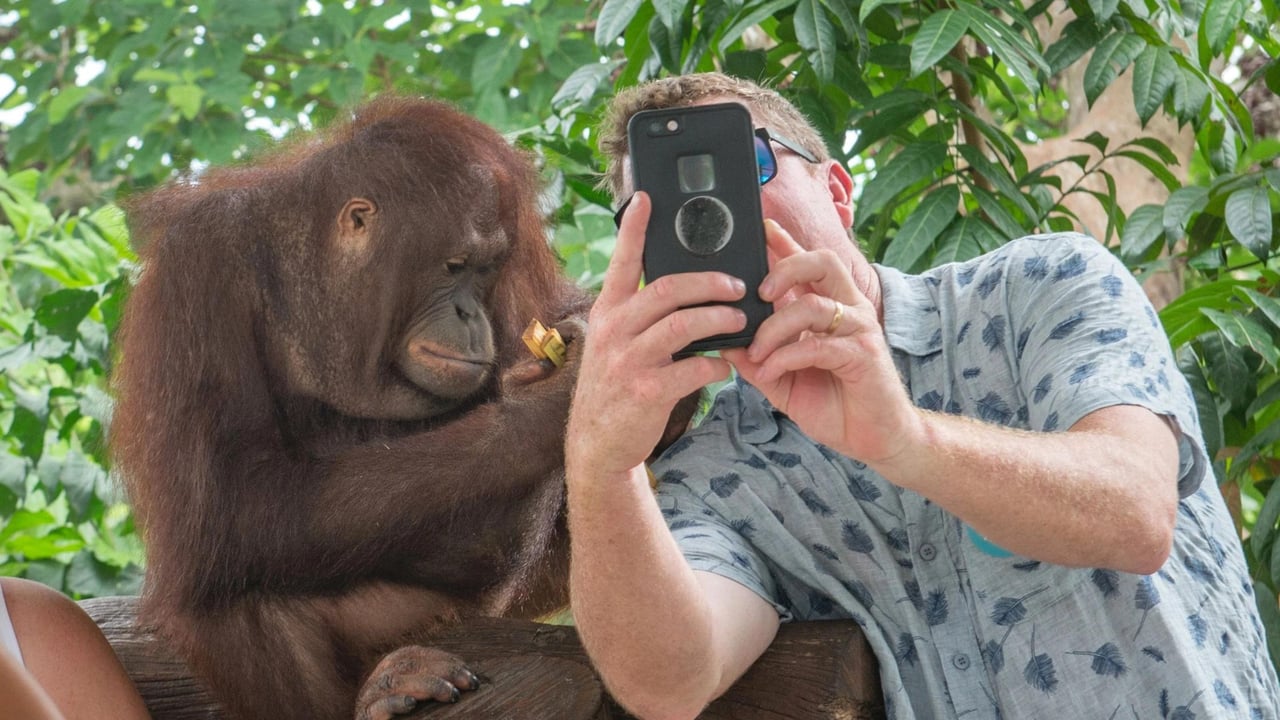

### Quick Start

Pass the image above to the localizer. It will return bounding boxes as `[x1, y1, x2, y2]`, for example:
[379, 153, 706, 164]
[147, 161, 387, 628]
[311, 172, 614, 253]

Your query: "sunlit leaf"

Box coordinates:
[595, 0, 644, 45]
[1201, 308, 1280, 367]
[1131, 45, 1178, 126]
[909, 10, 968, 78]
[1202, 0, 1247, 54]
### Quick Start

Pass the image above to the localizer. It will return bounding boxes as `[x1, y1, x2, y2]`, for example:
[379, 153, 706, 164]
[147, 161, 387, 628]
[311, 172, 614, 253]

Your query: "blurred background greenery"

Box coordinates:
[0, 0, 1278, 671]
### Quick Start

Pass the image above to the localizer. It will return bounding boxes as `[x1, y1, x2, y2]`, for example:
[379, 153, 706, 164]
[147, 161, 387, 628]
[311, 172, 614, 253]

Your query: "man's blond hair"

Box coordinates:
[597, 72, 829, 200]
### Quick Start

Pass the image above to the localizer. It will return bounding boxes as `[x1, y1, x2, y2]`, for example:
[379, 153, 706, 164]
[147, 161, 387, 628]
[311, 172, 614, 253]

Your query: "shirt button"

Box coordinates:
[952, 653, 970, 670]
[918, 543, 937, 561]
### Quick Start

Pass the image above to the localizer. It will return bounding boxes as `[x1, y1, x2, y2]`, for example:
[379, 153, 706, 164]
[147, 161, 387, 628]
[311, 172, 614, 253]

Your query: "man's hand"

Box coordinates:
[566, 192, 747, 478]
[723, 220, 922, 470]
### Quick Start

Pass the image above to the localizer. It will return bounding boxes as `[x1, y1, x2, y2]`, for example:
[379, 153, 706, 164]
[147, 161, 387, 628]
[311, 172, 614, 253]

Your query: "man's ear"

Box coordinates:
[336, 197, 378, 258]
[825, 162, 855, 230]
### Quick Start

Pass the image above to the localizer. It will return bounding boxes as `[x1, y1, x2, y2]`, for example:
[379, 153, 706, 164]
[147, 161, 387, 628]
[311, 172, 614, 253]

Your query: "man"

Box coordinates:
[565, 72, 1280, 720]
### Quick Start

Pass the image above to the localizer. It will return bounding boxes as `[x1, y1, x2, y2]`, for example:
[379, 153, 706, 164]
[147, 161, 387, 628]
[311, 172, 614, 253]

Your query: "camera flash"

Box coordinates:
[666, 119, 679, 132]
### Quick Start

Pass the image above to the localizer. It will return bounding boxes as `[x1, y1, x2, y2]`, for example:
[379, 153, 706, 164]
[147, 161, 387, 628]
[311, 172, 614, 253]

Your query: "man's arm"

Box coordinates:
[725, 224, 1182, 575]
[567, 464, 779, 719]
[880, 404, 1179, 574]
[566, 192, 778, 718]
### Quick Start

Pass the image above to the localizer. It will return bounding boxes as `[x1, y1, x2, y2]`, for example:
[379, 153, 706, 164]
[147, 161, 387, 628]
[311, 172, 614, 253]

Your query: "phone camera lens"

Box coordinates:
[649, 120, 662, 134]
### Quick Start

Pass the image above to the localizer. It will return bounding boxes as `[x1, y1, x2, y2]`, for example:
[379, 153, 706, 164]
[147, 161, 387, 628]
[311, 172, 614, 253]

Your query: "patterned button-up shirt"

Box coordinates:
[653, 234, 1280, 719]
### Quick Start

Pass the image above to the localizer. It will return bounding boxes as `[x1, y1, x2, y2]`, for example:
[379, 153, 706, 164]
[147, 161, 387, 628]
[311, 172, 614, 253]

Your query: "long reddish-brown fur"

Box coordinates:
[110, 97, 594, 720]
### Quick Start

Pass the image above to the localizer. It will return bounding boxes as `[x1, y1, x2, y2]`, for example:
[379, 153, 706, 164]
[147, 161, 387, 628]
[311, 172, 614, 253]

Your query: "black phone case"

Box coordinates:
[628, 102, 772, 353]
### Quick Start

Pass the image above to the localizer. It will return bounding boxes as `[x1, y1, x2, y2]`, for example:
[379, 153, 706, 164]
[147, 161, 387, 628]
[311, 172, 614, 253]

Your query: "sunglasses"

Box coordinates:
[613, 127, 819, 229]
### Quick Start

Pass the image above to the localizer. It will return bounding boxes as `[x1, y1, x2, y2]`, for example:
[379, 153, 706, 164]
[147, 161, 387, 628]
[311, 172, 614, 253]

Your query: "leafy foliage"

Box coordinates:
[0, 165, 142, 597]
[0, 0, 1277, 671]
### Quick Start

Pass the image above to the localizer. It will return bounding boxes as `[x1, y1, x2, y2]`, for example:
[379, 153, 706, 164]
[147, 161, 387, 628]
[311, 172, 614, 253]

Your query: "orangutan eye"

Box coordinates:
[445, 257, 468, 275]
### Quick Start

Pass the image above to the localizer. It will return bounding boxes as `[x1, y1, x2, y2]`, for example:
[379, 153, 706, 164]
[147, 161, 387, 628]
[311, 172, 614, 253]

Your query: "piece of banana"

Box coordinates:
[522, 319, 566, 367]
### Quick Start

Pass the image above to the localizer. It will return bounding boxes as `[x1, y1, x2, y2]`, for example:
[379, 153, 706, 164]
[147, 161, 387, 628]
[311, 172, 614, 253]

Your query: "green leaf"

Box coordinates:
[1077, 131, 1110, 154]
[1201, 308, 1280, 367]
[795, 0, 838, 81]
[1238, 287, 1280, 331]
[67, 551, 144, 598]
[1161, 278, 1248, 347]
[1201, 331, 1251, 411]
[37, 451, 104, 521]
[971, 187, 1026, 240]
[595, 0, 644, 45]
[957, 4, 1047, 93]
[1130, 45, 1178, 126]
[35, 288, 100, 341]
[0, 508, 58, 544]
[1252, 476, 1280, 555]
[653, 0, 685, 31]
[882, 185, 960, 270]
[166, 84, 205, 121]
[551, 61, 621, 110]
[1171, 62, 1211, 124]
[1043, 17, 1104, 74]
[848, 91, 932, 155]
[819, 0, 859, 36]
[1224, 185, 1274, 261]
[1113, 150, 1180, 193]
[856, 142, 948, 222]
[1163, 185, 1209, 242]
[932, 215, 983, 264]
[1255, 580, 1280, 662]
[719, 0, 798, 53]
[48, 86, 92, 125]
[1088, 0, 1120, 21]
[1083, 32, 1147, 106]
[0, 454, 27, 497]
[1119, 204, 1165, 260]
[960, 144, 1037, 220]
[1202, 0, 1247, 55]
[860, 0, 910, 22]
[1122, 133, 1190, 166]
[910, 10, 968, 78]
[1177, 348, 1222, 462]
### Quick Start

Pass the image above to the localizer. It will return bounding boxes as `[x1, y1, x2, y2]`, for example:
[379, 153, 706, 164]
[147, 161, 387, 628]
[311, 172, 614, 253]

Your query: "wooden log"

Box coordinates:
[81, 596, 884, 720]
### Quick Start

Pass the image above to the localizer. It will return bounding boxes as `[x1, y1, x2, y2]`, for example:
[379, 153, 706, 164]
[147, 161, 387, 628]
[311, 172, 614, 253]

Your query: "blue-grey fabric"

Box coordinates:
[653, 234, 1280, 720]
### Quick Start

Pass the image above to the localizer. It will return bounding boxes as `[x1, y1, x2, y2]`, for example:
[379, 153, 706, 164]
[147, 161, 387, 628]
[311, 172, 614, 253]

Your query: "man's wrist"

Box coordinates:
[865, 406, 935, 488]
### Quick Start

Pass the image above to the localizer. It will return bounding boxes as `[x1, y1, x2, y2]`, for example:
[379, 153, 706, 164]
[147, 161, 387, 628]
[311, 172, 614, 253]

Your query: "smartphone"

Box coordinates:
[627, 102, 772, 354]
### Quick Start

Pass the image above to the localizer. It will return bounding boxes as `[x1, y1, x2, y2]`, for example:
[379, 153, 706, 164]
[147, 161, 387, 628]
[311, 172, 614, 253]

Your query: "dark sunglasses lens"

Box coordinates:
[755, 136, 776, 185]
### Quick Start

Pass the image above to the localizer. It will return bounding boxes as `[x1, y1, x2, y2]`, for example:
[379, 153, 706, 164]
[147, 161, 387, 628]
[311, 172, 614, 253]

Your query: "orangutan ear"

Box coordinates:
[336, 197, 378, 257]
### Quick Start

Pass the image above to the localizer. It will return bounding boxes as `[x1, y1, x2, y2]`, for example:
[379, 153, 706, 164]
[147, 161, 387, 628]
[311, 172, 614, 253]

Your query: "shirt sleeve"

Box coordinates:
[1007, 235, 1208, 497]
[651, 430, 791, 619]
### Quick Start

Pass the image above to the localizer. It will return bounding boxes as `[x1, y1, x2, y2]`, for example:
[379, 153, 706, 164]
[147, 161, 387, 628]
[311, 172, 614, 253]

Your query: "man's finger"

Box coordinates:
[598, 192, 650, 308]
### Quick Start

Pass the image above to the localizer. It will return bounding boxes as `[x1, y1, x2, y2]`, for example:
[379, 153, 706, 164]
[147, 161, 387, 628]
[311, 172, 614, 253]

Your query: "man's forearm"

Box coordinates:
[873, 404, 1180, 574]
[567, 463, 725, 719]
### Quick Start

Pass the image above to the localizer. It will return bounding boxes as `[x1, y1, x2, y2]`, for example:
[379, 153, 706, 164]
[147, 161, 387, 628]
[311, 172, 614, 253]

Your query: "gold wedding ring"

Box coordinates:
[825, 301, 844, 334]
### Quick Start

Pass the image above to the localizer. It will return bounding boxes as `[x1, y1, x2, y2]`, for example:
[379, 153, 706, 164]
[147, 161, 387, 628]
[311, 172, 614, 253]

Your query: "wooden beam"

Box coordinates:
[81, 596, 883, 720]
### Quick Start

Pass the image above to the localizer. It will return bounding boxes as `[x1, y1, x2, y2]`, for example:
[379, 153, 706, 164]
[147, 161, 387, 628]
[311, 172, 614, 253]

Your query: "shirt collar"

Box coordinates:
[873, 263, 943, 357]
